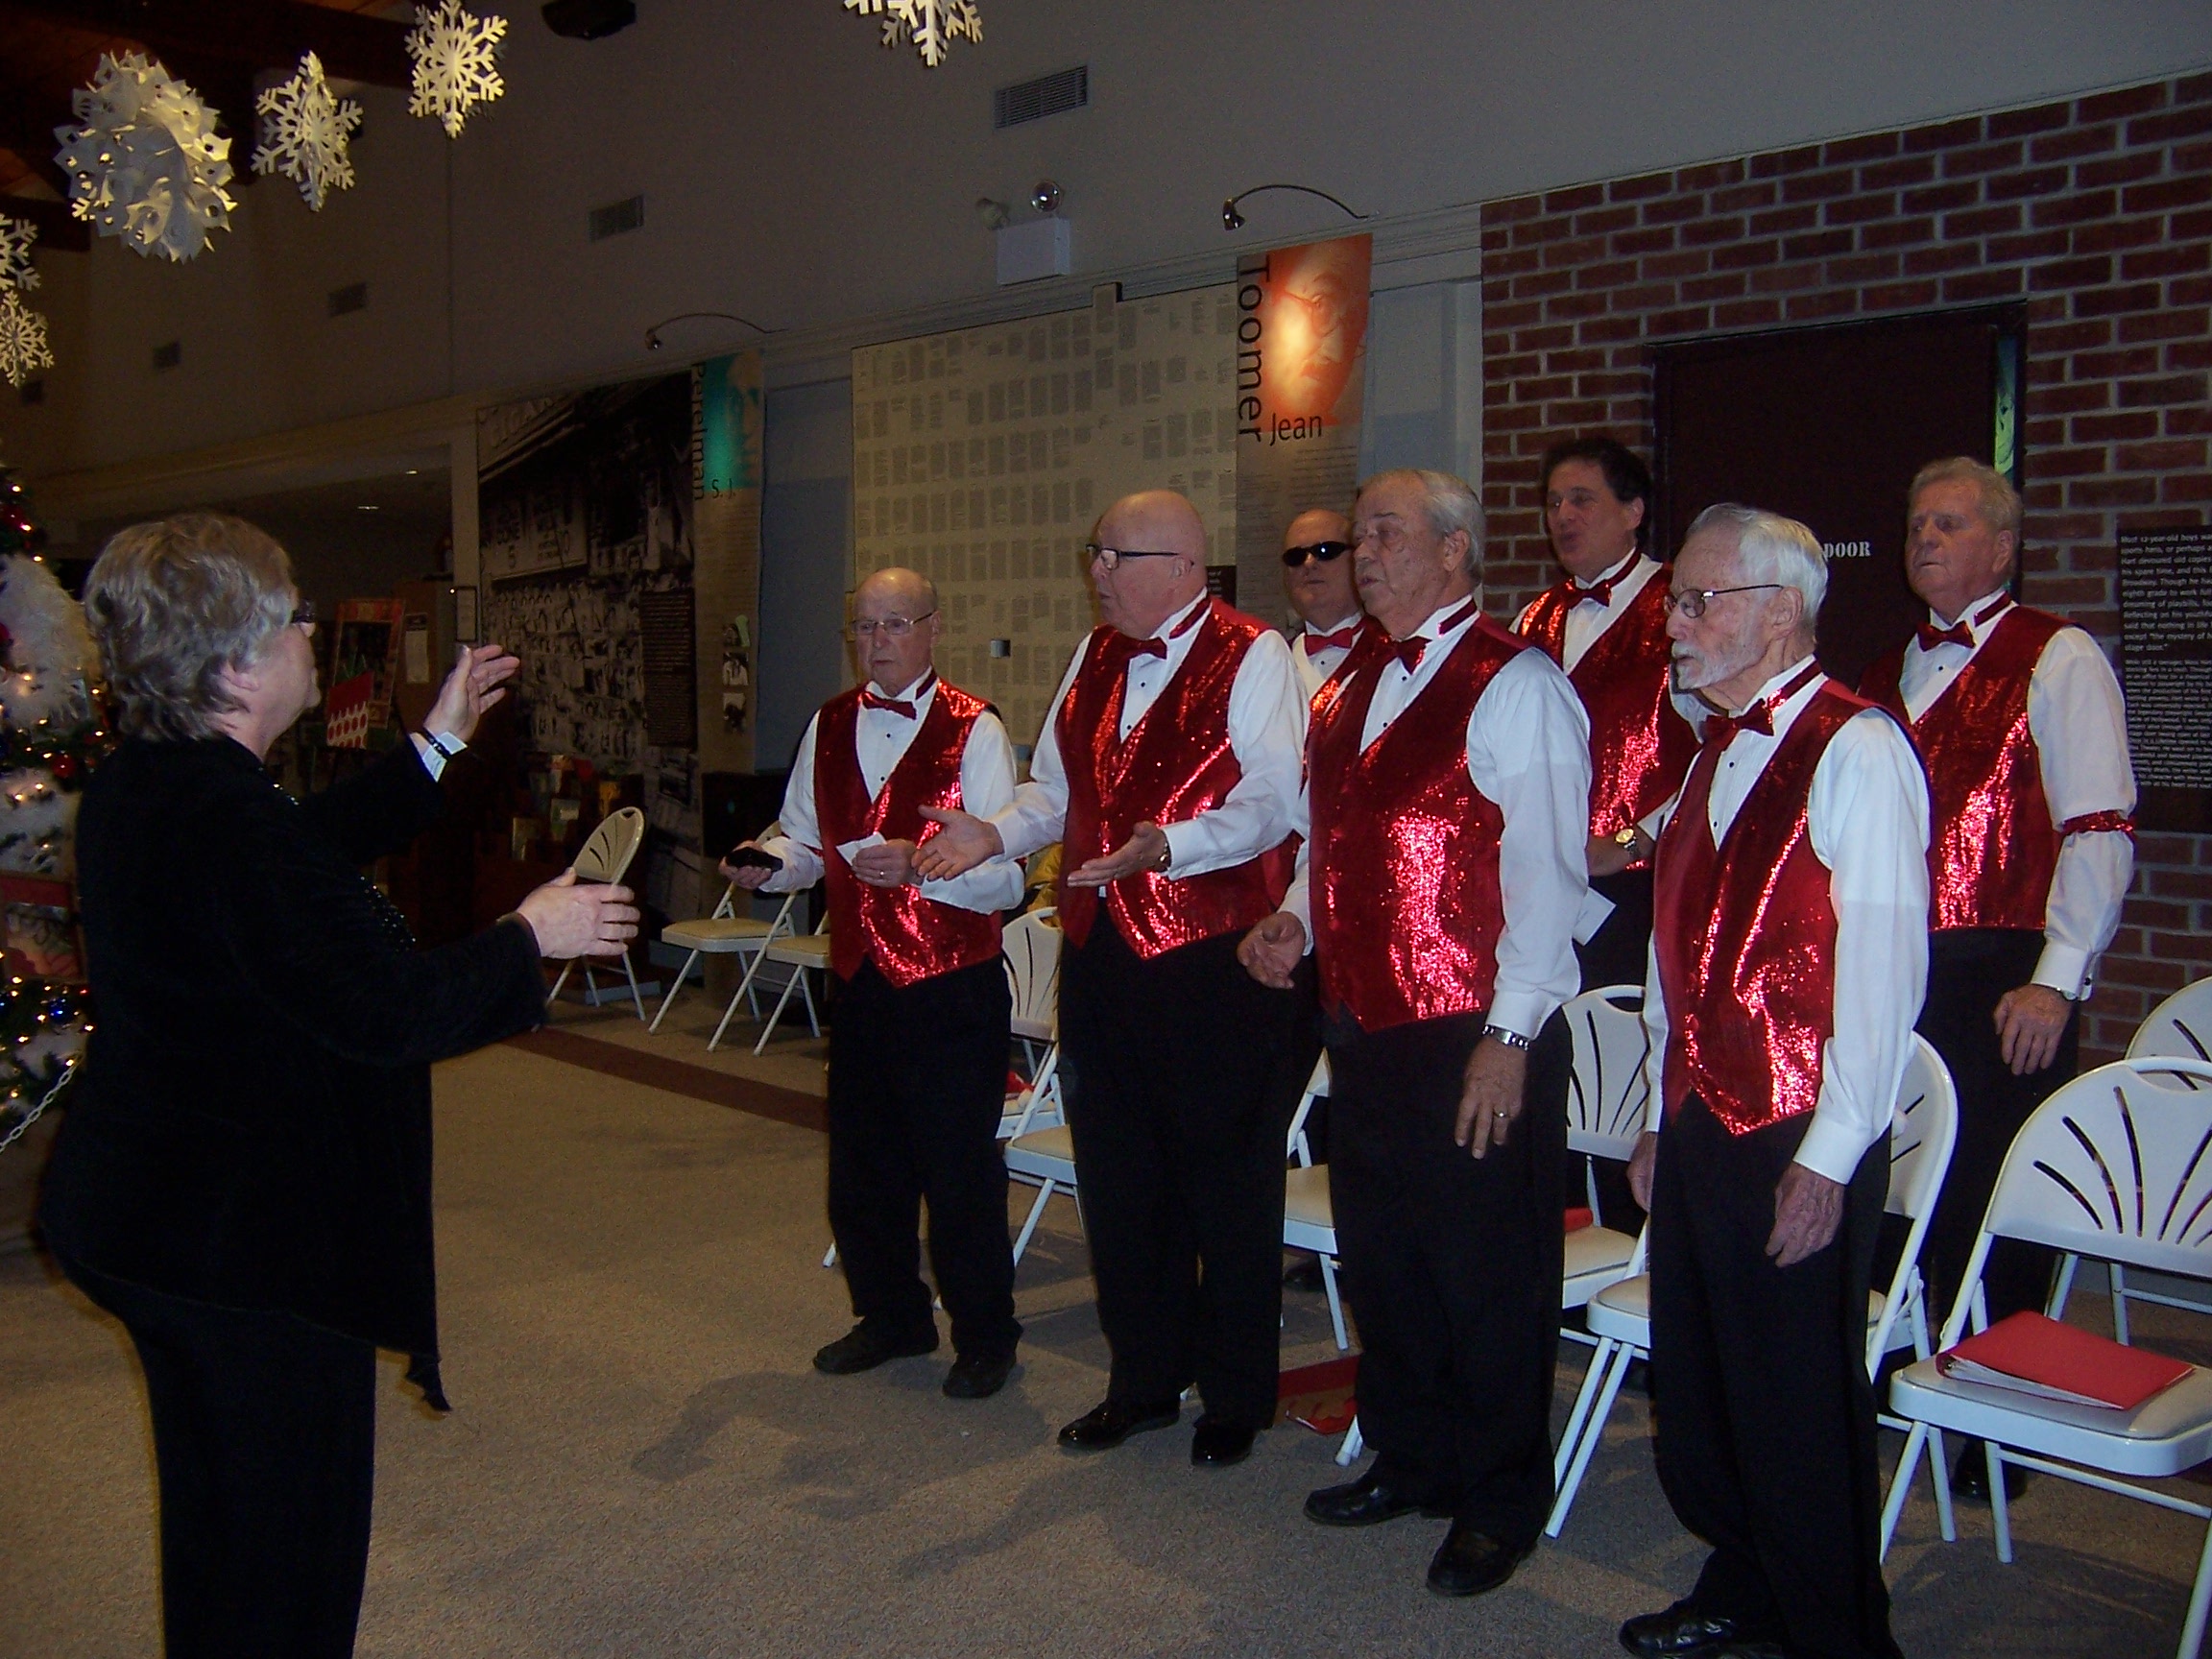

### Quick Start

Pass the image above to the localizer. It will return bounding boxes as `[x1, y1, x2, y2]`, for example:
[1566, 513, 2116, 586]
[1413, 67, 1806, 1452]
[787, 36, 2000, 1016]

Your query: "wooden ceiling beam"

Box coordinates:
[0, 0, 413, 88]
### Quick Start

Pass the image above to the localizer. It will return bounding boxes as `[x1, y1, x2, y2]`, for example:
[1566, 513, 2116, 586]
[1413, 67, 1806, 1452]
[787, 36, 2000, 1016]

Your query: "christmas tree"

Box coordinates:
[0, 469, 105, 1157]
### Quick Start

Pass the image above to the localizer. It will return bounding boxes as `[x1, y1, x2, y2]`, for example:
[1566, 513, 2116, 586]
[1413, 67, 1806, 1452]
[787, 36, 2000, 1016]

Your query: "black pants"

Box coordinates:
[1326, 1008, 1570, 1546]
[826, 955, 1021, 1358]
[60, 1258, 377, 1659]
[1648, 1098, 1900, 1659]
[1058, 918, 1298, 1428]
[1917, 927, 2074, 1330]
[1577, 865, 1654, 995]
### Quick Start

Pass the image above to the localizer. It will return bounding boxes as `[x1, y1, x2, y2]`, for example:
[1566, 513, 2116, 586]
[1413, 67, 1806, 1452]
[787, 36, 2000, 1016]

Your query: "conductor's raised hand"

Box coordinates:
[515, 869, 640, 960]
[912, 806, 1003, 879]
[426, 643, 521, 746]
[1238, 911, 1307, 990]
[1067, 821, 1169, 887]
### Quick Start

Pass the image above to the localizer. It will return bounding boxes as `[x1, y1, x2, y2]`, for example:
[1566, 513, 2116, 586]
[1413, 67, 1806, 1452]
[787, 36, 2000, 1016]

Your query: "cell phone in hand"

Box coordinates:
[725, 844, 783, 873]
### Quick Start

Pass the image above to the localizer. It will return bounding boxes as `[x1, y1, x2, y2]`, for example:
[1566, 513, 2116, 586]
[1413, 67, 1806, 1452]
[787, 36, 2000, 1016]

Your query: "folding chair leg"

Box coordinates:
[1552, 1335, 1619, 1490]
[1928, 1426, 1956, 1543]
[548, 961, 572, 1003]
[1548, 1339, 1635, 1537]
[622, 953, 646, 1021]
[822, 1240, 838, 1269]
[799, 969, 821, 1039]
[2113, 1262, 2133, 1345]
[1880, 1421, 1931, 1561]
[1336, 1416, 1363, 1467]
[1319, 1254, 1349, 1352]
[582, 965, 599, 1004]
[753, 966, 805, 1055]
[648, 949, 703, 1032]
[2049, 1251, 2080, 1321]
[708, 978, 755, 1051]
[1010, 1180, 1055, 1264]
[1988, 1443, 2014, 1563]
[2179, 1512, 2212, 1659]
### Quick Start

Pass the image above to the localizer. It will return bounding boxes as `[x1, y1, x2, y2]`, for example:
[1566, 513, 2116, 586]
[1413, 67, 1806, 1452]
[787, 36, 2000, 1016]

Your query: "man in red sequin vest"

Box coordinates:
[915, 491, 1307, 1470]
[1620, 506, 1927, 1659]
[1515, 437, 1701, 994]
[1241, 469, 1590, 1599]
[1861, 457, 2135, 1502]
[723, 568, 1027, 1402]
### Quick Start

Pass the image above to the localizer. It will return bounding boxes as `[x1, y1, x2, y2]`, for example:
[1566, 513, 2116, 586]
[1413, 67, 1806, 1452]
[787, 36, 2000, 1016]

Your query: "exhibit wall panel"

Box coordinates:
[759, 377, 854, 773]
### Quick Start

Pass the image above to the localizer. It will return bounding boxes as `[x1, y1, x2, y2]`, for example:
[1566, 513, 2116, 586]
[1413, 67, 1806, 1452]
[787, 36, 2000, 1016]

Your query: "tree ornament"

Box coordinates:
[844, 0, 981, 68]
[252, 52, 363, 211]
[0, 217, 37, 292]
[407, 1, 508, 137]
[53, 53, 237, 262]
[0, 292, 53, 390]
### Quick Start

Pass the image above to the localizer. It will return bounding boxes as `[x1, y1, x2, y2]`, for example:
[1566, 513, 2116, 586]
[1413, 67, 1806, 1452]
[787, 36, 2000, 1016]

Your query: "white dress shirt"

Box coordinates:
[992, 592, 1307, 878]
[757, 672, 1024, 914]
[1641, 658, 1932, 1184]
[1282, 593, 1592, 1041]
[1290, 613, 1364, 700]
[1521, 550, 1709, 730]
[1898, 594, 2135, 998]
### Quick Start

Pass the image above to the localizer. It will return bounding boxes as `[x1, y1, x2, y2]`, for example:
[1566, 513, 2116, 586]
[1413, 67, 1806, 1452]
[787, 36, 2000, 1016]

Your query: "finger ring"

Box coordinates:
[1493, 1108, 1508, 1117]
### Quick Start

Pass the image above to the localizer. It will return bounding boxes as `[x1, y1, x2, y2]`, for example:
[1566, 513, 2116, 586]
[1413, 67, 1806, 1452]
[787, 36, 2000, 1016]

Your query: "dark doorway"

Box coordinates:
[1652, 304, 2026, 686]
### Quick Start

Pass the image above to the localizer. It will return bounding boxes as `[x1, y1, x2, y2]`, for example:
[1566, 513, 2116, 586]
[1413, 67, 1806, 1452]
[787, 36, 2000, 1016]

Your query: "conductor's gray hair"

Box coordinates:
[1685, 502, 1829, 627]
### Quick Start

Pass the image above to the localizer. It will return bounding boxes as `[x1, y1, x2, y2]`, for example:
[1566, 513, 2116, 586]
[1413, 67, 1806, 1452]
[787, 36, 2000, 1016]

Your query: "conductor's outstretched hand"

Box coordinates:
[517, 870, 639, 960]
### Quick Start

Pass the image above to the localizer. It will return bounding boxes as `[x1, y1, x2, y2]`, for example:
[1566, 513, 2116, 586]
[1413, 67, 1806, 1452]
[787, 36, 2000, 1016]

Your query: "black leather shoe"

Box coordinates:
[1303, 1468, 1453, 1527]
[1951, 1437, 2031, 1503]
[1427, 1522, 1530, 1597]
[813, 1323, 937, 1375]
[1057, 1397, 1180, 1450]
[1620, 1600, 1743, 1657]
[1190, 1415, 1256, 1466]
[943, 1350, 1016, 1400]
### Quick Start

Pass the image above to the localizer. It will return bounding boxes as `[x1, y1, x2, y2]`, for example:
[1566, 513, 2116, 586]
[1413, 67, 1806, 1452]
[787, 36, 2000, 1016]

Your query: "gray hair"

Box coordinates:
[1686, 502, 1829, 627]
[1356, 468, 1486, 574]
[1911, 456, 2022, 543]
[84, 514, 298, 741]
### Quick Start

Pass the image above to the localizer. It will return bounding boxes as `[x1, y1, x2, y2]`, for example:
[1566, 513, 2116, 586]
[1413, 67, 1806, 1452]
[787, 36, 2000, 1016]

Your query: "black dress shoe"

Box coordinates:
[1057, 1397, 1181, 1450]
[1190, 1415, 1256, 1466]
[1620, 1600, 1744, 1657]
[1426, 1522, 1530, 1597]
[1951, 1437, 2031, 1502]
[813, 1323, 938, 1375]
[943, 1350, 1016, 1399]
[1303, 1468, 1452, 1527]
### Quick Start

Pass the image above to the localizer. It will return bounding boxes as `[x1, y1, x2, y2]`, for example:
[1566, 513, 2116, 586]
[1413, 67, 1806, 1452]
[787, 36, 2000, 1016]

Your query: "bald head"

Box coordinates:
[850, 565, 942, 695]
[1092, 490, 1211, 638]
[855, 565, 937, 615]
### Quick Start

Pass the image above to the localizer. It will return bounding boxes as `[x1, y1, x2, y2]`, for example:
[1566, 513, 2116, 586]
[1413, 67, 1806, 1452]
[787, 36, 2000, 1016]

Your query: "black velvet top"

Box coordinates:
[39, 735, 547, 1364]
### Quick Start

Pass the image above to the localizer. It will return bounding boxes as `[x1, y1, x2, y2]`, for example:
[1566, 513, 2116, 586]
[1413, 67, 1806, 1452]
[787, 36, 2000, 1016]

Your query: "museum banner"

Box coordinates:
[1231, 232, 1371, 617]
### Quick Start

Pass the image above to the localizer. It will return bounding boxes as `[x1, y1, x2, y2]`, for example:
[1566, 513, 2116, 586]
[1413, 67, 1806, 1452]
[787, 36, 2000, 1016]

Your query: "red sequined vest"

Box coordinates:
[1653, 682, 1872, 1134]
[815, 682, 1003, 988]
[1308, 615, 1528, 1032]
[1056, 600, 1281, 959]
[1517, 571, 1697, 854]
[1862, 605, 2075, 933]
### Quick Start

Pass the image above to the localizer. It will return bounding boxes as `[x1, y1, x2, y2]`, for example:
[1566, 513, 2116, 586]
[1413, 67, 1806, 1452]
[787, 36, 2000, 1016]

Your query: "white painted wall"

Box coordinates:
[5, 0, 2206, 482]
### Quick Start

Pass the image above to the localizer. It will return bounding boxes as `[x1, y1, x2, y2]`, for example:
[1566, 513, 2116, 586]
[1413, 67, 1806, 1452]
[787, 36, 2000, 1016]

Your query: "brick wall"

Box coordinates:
[1478, 72, 2212, 1062]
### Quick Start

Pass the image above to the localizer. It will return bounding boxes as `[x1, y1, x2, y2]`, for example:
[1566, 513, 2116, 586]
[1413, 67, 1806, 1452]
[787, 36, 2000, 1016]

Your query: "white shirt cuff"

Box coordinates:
[1793, 1111, 1876, 1186]
[2032, 941, 2093, 1000]
[1485, 990, 1548, 1043]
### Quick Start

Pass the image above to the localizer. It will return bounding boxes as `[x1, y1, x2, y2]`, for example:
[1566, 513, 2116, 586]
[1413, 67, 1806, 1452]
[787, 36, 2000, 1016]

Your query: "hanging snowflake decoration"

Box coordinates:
[0, 293, 53, 390]
[53, 53, 237, 262]
[252, 53, 363, 211]
[844, 0, 982, 68]
[407, 1, 508, 137]
[0, 219, 37, 293]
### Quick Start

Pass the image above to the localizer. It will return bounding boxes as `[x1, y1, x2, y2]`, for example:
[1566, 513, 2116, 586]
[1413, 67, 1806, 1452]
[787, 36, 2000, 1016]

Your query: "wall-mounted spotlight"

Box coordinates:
[643, 310, 773, 351]
[1220, 183, 1367, 232]
[1030, 180, 1063, 215]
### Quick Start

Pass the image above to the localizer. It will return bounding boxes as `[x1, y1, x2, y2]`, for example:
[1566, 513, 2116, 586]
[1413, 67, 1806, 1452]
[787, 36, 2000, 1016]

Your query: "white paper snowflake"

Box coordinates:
[252, 53, 363, 211]
[844, 0, 982, 68]
[407, 1, 507, 137]
[0, 292, 54, 390]
[0, 219, 37, 293]
[52, 53, 237, 262]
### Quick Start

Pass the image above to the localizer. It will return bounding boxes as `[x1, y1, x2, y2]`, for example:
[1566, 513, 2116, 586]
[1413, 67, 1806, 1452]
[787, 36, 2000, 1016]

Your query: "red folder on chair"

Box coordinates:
[1936, 1311, 2191, 1411]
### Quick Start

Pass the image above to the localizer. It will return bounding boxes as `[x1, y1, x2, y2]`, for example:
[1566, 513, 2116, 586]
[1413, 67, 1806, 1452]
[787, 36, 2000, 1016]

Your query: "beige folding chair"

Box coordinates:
[999, 908, 1063, 1138]
[546, 806, 648, 1019]
[744, 914, 833, 1053]
[1284, 1055, 1348, 1352]
[649, 821, 800, 1039]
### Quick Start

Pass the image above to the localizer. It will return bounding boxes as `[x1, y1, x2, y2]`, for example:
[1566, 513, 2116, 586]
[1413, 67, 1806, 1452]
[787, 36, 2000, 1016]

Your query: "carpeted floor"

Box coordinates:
[6, 1006, 2212, 1657]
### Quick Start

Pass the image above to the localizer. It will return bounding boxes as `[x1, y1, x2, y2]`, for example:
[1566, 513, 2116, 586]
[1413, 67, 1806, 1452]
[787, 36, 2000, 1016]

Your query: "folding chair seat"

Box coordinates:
[1559, 986, 1653, 1334]
[547, 806, 649, 1018]
[648, 824, 801, 1039]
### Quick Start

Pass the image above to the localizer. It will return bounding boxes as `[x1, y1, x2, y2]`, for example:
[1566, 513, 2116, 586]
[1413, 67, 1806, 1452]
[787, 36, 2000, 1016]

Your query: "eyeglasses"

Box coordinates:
[1281, 541, 1351, 567]
[289, 599, 317, 633]
[1083, 543, 1180, 572]
[846, 611, 936, 640]
[1662, 584, 1783, 620]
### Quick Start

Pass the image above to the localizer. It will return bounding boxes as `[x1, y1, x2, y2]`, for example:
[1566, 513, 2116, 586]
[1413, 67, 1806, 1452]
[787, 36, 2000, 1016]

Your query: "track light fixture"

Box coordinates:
[642, 311, 772, 351]
[1220, 183, 1367, 232]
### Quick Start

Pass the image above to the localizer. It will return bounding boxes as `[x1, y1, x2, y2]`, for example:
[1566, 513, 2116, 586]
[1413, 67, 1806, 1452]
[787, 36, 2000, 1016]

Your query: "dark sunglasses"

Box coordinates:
[1282, 541, 1352, 567]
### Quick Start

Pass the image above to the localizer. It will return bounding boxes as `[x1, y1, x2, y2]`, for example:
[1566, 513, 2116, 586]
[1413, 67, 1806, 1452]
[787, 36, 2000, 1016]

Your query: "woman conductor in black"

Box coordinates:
[38, 513, 638, 1657]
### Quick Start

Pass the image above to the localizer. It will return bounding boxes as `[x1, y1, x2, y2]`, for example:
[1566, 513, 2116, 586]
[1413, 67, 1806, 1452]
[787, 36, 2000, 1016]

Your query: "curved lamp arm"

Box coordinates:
[1221, 184, 1368, 232]
[644, 311, 774, 351]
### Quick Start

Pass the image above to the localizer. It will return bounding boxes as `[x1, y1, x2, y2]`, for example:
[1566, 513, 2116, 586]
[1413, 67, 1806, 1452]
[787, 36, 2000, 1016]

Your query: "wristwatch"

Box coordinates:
[1483, 1024, 1533, 1050]
[1614, 826, 1641, 850]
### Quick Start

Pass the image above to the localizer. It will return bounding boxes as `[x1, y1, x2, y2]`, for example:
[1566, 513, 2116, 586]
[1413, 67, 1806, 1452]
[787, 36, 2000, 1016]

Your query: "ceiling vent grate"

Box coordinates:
[328, 280, 368, 317]
[152, 341, 180, 371]
[995, 65, 1087, 130]
[589, 194, 645, 241]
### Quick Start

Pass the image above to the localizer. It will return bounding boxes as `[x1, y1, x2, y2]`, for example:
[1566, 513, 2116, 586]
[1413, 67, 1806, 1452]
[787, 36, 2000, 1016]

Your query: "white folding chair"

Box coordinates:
[1003, 1055, 1076, 1267]
[1560, 986, 1653, 1343]
[546, 807, 648, 1019]
[1883, 1058, 2212, 1659]
[744, 914, 832, 1053]
[1548, 1034, 1959, 1539]
[649, 821, 801, 1037]
[1000, 908, 1064, 1138]
[2052, 976, 2212, 1342]
[1284, 1055, 1349, 1353]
